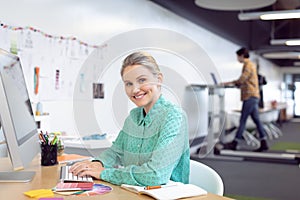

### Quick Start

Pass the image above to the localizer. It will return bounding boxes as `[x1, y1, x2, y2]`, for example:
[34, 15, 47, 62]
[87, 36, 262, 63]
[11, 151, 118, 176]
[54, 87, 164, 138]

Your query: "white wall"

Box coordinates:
[0, 0, 283, 141]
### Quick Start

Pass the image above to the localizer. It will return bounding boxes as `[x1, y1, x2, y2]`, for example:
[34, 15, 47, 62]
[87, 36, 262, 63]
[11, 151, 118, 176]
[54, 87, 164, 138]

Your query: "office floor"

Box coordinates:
[192, 121, 300, 200]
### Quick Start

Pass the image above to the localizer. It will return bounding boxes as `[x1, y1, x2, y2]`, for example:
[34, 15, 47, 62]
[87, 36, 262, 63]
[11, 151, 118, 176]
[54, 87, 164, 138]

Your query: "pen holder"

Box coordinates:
[41, 143, 58, 166]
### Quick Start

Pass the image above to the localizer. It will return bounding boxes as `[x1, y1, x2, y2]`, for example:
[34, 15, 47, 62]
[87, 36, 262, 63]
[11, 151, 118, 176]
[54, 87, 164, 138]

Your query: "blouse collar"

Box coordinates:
[136, 95, 164, 127]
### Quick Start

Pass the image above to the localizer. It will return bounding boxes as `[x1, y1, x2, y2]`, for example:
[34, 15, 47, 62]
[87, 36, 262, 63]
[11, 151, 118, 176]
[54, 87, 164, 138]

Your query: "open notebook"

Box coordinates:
[121, 181, 207, 200]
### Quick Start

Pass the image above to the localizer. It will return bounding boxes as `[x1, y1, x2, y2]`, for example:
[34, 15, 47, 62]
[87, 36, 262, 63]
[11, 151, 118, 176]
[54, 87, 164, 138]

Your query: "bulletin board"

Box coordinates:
[0, 23, 108, 101]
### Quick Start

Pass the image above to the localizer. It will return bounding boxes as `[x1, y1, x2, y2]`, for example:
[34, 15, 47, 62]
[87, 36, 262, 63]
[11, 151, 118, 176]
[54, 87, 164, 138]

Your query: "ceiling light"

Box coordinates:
[270, 39, 300, 46]
[262, 52, 300, 59]
[194, 0, 276, 11]
[238, 9, 300, 20]
[286, 40, 300, 46]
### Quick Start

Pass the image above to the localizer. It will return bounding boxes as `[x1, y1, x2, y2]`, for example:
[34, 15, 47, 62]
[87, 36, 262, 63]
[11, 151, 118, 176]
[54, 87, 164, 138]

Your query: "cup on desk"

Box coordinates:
[40, 143, 58, 166]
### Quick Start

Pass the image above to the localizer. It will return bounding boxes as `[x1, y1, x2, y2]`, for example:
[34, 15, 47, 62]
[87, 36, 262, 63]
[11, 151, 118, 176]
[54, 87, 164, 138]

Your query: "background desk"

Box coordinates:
[63, 138, 111, 157]
[0, 156, 233, 200]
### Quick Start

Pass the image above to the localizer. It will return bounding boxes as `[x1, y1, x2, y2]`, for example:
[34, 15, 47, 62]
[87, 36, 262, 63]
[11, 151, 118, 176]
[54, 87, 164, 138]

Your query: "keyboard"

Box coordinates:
[60, 165, 93, 182]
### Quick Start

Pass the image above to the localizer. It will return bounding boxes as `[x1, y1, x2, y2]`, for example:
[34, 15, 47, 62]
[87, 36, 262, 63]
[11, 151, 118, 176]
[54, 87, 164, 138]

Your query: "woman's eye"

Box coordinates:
[138, 78, 146, 84]
[125, 82, 132, 87]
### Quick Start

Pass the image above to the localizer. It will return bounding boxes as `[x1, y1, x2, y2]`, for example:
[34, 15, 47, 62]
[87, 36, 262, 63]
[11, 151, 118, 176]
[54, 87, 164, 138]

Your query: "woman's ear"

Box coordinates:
[157, 73, 163, 84]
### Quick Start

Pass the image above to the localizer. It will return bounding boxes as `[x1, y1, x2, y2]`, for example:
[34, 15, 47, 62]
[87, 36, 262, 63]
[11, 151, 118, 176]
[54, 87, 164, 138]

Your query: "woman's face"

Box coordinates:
[122, 64, 162, 113]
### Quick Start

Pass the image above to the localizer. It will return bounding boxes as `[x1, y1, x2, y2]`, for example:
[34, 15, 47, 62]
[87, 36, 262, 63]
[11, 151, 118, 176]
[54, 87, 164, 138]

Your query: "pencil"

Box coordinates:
[144, 184, 176, 190]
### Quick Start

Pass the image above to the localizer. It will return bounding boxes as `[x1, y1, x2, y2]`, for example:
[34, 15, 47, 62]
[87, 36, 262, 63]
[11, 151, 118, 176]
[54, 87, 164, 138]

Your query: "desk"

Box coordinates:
[63, 139, 111, 157]
[189, 84, 226, 158]
[0, 156, 233, 200]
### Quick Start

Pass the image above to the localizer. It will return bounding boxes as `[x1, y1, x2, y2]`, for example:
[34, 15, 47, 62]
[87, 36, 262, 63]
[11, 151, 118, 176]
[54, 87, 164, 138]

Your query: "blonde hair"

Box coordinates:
[121, 51, 160, 76]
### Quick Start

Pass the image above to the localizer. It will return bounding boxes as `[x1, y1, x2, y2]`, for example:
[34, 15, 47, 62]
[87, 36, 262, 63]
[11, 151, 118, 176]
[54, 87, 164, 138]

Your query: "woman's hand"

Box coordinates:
[69, 160, 104, 179]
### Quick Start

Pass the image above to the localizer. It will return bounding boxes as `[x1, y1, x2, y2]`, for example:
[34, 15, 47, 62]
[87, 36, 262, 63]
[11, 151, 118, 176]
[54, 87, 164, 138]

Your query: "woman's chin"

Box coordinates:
[133, 101, 145, 108]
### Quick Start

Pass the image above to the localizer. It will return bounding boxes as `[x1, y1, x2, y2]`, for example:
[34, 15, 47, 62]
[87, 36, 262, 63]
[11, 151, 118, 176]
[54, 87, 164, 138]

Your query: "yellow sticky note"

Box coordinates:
[24, 189, 54, 198]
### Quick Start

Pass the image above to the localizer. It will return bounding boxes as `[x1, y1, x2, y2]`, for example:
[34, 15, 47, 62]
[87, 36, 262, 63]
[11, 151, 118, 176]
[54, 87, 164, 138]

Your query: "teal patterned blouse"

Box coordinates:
[96, 95, 190, 186]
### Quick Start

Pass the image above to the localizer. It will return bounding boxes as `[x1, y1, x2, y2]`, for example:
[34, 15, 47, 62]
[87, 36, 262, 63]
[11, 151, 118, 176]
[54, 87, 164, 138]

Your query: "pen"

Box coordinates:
[51, 135, 58, 145]
[39, 133, 46, 144]
[144, 184, 176, 190]
[43, 132, 49, 144]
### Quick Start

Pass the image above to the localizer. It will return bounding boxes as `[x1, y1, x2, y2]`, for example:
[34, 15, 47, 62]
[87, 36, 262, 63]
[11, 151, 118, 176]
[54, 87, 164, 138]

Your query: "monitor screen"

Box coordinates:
[0, 48, 39, 182]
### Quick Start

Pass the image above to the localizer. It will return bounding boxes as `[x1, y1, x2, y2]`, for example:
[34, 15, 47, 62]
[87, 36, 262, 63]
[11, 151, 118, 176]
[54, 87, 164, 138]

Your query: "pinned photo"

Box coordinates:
[93, 83, 104, 99]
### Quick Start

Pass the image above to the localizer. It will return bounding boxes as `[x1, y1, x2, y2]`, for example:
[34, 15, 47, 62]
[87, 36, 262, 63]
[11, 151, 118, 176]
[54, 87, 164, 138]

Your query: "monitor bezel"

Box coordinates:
[0, 48, 39, 181]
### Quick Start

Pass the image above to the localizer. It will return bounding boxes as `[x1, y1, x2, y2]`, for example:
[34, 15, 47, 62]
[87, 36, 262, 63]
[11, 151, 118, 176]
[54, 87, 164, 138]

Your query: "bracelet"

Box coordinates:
[91, 159, 104, 167]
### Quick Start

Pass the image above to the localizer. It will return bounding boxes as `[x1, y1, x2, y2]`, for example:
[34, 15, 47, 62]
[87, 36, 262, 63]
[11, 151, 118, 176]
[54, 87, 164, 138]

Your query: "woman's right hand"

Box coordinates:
[69, 160, 104, 179]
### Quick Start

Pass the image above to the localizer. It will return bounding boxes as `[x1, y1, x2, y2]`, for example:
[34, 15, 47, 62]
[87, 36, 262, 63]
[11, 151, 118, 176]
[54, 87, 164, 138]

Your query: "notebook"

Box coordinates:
[121, 181, 207, 200]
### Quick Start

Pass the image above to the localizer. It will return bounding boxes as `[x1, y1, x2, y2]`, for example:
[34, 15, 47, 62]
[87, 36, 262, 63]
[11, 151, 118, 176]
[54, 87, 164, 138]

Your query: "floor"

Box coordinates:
[192, 121, 300, 200]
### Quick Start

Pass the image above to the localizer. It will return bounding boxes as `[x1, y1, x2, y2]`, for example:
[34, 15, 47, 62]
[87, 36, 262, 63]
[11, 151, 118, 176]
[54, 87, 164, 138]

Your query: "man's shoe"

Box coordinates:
[223, 140, 238, 150]
[253, 139, 269, 152]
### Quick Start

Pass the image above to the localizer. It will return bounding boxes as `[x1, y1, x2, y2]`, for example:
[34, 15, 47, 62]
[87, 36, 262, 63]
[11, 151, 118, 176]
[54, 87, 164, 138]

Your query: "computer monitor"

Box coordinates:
[0, 48, 39, 182]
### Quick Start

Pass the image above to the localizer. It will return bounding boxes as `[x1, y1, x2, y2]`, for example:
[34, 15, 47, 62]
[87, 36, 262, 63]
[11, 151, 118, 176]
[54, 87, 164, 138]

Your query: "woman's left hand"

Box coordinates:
[69, 160, 104, 179]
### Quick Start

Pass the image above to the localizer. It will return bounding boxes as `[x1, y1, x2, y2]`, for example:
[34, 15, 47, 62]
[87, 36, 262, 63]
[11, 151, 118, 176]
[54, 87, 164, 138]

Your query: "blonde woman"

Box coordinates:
[70, 51, 190, 186]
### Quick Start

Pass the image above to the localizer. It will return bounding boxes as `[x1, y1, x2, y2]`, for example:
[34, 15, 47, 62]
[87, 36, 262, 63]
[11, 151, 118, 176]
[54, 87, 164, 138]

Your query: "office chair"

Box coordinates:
[189, 159, 224, 196]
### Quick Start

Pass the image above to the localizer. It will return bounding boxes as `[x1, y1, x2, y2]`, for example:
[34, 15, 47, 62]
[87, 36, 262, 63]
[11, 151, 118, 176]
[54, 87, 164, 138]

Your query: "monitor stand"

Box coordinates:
[0, 171, 36, 182]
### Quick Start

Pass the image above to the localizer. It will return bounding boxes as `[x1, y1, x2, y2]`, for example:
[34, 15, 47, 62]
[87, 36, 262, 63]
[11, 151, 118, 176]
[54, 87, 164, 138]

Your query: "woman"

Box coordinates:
[70, 51, 190, 186]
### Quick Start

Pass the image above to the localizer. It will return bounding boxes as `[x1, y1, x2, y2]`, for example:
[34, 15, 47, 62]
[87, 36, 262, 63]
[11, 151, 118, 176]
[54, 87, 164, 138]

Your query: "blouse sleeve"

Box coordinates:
[95, 131, 124, 168]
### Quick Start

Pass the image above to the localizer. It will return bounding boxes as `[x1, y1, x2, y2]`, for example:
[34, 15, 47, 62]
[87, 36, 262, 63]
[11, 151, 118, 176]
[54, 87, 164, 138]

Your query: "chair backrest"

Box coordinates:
[189, 160, 224, 196]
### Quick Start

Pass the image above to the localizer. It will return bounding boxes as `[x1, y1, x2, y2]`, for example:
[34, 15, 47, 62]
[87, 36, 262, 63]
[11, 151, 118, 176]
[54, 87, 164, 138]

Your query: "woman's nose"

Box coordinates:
[132, 84, 140, 93]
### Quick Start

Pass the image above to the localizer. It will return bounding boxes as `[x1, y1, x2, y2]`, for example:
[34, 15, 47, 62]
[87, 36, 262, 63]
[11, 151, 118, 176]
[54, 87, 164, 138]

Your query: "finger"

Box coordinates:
[70, 165, 87, 175]
[69, 162, 83, 171]
[69, 164, 82, 173]
[77, 168, 93, 177]
[78, 170, 99, 179]
[69, 161, 89, 172]
[77, 170, 89, 177]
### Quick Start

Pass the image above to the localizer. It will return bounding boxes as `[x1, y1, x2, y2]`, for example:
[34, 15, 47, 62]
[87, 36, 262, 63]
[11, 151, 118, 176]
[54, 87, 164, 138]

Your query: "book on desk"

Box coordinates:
[121, 181, 207, 200]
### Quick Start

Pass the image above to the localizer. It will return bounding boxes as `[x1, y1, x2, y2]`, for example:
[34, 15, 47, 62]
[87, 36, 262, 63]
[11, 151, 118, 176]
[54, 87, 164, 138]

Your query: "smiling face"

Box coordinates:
[122, 64, 163, 114]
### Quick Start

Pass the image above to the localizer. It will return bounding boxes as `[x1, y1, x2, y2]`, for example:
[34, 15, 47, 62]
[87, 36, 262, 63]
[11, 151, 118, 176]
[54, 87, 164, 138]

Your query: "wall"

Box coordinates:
[0, 0, 283, 145]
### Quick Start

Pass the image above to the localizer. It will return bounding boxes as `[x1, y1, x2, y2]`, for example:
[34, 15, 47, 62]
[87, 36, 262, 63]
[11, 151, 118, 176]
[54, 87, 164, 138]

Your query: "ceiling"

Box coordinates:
[150, 0, 300, 67]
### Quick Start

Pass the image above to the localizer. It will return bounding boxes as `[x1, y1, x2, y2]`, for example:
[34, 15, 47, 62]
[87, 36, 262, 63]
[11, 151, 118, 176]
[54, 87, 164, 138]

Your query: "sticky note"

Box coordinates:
[24, 189, 54, 198]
